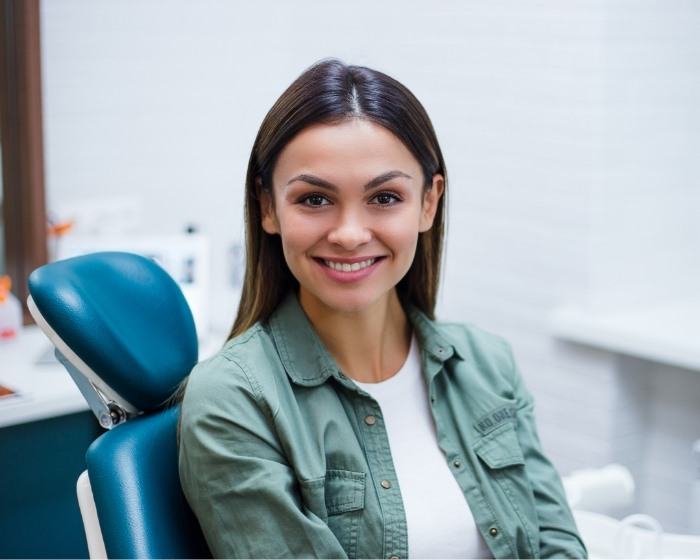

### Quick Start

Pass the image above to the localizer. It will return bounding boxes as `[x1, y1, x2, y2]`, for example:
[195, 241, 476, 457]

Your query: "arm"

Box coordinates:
[505, 344, 588, 559]
[178, 354, 348, 559]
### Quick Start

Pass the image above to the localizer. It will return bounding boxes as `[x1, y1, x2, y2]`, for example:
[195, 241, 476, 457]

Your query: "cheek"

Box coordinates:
[277, 211, 326, 252]
[380, 214, 422, 251]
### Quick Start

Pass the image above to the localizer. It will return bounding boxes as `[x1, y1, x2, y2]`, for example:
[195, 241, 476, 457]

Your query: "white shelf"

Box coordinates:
[549, 299, 700, 372]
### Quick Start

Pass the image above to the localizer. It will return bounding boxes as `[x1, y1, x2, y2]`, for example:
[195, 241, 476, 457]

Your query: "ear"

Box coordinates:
[259, 180, 280, 235]
[419, 174, 444, 232]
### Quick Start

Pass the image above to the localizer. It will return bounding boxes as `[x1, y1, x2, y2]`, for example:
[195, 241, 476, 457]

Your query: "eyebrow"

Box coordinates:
[285, 170, 412, 192]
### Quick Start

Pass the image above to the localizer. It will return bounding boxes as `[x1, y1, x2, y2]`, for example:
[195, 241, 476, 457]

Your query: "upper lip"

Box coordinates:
[314, 256, 385, 264]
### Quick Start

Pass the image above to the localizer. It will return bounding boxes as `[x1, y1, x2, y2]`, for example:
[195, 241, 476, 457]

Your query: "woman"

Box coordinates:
[177, 58, 587, 559]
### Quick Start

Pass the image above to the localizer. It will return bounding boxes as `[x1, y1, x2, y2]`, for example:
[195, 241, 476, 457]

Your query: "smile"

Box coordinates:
[312, 256, 386, 284]
[323, 258, 376, 272]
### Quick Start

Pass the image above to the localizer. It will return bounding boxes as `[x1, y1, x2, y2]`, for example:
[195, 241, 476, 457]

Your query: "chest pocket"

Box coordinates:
[473, 422, 539, 558]
[473, 421, 525, 468]
[300, 469, 366, 558]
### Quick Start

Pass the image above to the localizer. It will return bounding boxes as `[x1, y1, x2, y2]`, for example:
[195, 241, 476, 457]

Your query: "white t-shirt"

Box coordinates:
[353, 333, 493, 560]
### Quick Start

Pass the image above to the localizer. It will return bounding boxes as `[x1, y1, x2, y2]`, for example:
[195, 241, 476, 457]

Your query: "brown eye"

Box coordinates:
[300, 194, 330, 207]
[371, 192, 401, 206]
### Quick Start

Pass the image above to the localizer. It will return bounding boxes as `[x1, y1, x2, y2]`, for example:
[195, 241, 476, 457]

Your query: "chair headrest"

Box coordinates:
[28, 252, 198, 412]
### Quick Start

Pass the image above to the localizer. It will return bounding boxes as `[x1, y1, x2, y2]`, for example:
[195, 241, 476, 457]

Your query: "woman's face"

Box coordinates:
[261, 118, 444, 315]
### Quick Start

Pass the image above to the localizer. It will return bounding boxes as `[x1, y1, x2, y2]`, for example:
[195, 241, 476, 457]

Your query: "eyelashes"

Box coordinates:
[298, 191, 402, 208]
[372, 192, 402, 206]
[299, 193, 329, 207]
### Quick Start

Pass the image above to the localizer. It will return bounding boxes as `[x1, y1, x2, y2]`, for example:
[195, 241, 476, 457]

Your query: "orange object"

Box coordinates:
[0, 384, 16, 397]
[0, 275, 11, 303]
[0, 275, 21, 339]
[48, 220, 75, 237]
[0, 327, 17, 339]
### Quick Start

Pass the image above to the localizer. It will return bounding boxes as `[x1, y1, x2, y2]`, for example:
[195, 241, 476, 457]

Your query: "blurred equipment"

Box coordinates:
[564, 463, 635, 512]
[574, 510, 700, 558]
[54, 231, 211, 339]
[563, 464, 700, 557]
[48, 196, 211, 338]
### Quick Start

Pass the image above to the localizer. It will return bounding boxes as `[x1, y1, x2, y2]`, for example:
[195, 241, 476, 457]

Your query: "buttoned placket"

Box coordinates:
[335, 334, 515, 560]
[337, 372, 409, 560]
[423, 349, 516, 559]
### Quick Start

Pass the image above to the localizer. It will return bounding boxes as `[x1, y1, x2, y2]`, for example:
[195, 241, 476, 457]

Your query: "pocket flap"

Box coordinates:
[324, 469, 365, 515]
[473, 422, 525, 469]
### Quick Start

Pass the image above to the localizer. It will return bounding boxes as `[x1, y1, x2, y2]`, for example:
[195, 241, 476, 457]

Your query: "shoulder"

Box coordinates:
[182, 322, 282, 420]
[439, 318, 510, 351]
[436, 317, 512, 359]
[409, 304, 515, 372]
[430, 317, 519, 386]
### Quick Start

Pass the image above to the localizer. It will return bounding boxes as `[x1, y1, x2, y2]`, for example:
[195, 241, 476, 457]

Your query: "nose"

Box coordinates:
[326, 209, 372, 250]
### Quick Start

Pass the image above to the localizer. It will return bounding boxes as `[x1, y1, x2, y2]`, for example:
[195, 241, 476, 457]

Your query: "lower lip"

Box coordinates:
[314, 257, 385, 284]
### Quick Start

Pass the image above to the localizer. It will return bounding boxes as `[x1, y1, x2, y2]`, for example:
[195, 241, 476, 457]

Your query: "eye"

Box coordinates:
[370, 191, 402, 207]
[299, 193, 331, 208]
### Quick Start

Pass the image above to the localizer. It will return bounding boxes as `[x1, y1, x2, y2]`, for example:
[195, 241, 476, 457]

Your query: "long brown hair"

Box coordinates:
[230, 57, 448, 340]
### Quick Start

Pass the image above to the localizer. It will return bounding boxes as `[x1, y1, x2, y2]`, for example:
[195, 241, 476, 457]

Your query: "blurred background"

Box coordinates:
[1, 0, 698, 557]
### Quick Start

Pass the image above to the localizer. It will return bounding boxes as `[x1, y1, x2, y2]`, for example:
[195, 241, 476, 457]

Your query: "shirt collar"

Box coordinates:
[268, 290, 465, 387]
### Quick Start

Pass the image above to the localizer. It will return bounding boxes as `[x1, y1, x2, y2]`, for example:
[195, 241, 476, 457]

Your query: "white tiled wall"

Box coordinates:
[41, 0, 700, 533]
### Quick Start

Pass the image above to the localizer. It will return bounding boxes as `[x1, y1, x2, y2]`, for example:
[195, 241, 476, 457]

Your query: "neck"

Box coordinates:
[299, 288, 412, 383]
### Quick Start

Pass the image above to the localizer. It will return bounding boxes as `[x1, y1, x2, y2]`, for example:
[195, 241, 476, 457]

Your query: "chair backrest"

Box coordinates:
[86, 406, 210, 558]
[28, 251, 211, 558]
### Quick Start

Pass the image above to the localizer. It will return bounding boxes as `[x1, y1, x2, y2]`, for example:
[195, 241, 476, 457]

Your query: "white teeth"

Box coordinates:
[323, 258, 377, 272]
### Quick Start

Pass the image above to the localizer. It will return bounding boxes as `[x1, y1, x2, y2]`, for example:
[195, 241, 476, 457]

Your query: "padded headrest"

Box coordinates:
[28, 252, 198, 412]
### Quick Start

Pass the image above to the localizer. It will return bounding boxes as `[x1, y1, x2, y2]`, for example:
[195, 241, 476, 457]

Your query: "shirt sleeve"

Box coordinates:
[177, 353, 348, 559]
[505, 344, 589, 559]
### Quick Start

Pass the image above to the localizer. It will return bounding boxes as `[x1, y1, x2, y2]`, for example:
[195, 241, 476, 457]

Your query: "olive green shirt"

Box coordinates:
[178, 291, 587, 559]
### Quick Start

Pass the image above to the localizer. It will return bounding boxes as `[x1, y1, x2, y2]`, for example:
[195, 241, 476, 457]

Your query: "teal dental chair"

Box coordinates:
[27, 251, 211, 559]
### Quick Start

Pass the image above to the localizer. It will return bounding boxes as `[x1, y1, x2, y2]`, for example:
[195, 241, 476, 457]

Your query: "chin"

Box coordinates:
[303, 285, 395, 316]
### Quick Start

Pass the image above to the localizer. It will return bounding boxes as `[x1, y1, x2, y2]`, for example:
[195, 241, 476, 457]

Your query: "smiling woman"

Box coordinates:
[259, 119, 443, 329]
[176, 58, 587, 559]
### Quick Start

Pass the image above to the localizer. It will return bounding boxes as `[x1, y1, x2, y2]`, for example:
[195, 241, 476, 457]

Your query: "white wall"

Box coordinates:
[41, 0, 700, 533]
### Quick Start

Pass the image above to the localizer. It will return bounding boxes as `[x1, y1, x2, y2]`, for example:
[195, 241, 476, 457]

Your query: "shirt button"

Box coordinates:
[380, 479, 392, 489]
[364, 414, 376, 426]
[489, 527, 499, 537]
[452, 458, 462, 468]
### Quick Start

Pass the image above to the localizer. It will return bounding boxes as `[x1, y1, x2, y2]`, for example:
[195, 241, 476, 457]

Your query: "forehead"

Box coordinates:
[273, 119, 421, 184]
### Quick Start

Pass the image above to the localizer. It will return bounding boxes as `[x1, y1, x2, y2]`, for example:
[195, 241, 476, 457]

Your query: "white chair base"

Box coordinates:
[77, 470, 107, 559]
